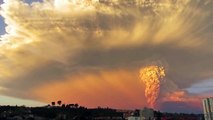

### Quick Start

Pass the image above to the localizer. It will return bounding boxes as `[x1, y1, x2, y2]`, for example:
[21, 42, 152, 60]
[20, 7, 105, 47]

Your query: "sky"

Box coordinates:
[0, 0, 213, 113]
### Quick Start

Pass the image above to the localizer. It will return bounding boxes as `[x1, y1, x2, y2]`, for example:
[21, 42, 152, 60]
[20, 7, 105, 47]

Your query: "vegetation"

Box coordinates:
[0, 101, 204, 120]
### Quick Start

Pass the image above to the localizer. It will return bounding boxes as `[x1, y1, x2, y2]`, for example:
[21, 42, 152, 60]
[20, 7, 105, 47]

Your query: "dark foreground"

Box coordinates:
[0, 105, 204, 120]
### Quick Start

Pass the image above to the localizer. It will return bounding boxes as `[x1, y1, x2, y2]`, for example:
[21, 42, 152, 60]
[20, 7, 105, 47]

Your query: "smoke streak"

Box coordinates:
[140, 65, 165, 108]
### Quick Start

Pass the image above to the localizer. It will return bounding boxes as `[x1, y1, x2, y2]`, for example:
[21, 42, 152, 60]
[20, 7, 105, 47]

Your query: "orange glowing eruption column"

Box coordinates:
[139, 66, 165, 108]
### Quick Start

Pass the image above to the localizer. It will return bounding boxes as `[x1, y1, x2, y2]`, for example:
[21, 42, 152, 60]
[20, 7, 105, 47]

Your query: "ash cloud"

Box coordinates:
[0, 0, 213, 109]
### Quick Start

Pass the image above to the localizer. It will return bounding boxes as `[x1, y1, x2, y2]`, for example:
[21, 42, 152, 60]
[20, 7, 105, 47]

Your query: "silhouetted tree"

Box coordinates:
[154, 110, 162, 120]
[47, 104, 51, 107]
[74, 104, 79, 108]
[57, 100, 62, 106]
[65, 104, 71, 108]
[62, 104, 66, 108]
[70, 104, 74, 108]
[51, 102, 55, 106]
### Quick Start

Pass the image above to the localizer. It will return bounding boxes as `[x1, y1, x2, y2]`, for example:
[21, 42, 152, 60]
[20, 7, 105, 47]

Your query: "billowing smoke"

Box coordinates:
[0, 0, 212, 109]
[140, 65, 165, 108]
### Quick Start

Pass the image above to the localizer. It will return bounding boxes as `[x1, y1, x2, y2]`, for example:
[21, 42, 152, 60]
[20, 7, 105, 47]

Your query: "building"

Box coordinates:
[127, 108, 154, 120]
[127, 116, 141, 120]
[203, 98, 213, 120]
[116, 109, 135, 119]
[140, 108, 154, 120]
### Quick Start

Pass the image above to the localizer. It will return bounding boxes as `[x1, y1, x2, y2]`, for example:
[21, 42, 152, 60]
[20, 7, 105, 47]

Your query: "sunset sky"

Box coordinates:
[0, 0, 213, 113]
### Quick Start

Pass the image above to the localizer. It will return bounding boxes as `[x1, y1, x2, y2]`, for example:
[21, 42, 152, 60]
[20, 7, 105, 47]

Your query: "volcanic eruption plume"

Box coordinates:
[140, 66, 165, 108]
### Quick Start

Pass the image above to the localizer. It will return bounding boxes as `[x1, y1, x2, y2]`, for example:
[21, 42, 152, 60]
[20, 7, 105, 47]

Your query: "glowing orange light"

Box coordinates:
[139, 65, 165, 108]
